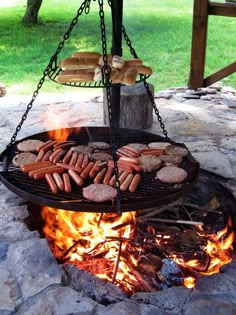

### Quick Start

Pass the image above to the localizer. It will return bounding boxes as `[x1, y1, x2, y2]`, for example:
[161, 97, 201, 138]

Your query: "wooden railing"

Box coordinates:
[188, 0, 236, 89]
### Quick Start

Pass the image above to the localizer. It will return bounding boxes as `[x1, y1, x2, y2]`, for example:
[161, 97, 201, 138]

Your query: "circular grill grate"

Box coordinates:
[0, 127, 200, 212]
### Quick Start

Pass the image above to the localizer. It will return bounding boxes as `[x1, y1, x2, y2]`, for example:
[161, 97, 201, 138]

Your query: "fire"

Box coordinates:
[43, 107, 81, 141]
[41, 206, 235, 292]
[41, 207, 139, 292]
[171, 217, 235, 288]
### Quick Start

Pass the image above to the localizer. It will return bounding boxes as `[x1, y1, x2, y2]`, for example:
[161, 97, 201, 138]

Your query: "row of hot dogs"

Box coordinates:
[19, 140, 144, 195]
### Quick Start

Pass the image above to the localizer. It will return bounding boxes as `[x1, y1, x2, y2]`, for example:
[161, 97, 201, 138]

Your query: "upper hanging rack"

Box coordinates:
[46, 0, 152, 88]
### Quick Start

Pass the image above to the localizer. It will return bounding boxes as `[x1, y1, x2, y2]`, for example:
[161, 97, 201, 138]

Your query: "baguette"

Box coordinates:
[72, 51, 101, 60]
[60, 57, 98, 70]
[98, 54, 112, 67]
[122, 67, 138, 86]
[56, 69, 95, 83]
[124, 58, 143, 67]
[136, 65, 153, 76]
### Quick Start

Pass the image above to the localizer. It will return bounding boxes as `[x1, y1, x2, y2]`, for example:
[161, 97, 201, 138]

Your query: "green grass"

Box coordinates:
[0, 0, 235, 95]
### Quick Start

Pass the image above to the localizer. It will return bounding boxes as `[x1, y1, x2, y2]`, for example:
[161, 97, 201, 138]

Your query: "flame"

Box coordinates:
[171, 217, 235, 288]
[41, 207, 139, 292]
[41, 206, 235, 292]
[43, 107, 81, 141]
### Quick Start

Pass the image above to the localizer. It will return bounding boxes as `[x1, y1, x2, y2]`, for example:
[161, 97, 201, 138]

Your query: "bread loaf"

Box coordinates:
[98, 54, 112, 67]
[72, 51, 101, 60]
[112, 55, 125, 69]
[60, 57, 98, 70]
[110, 67, 125, 83]
[93, 65, 102, 81]
[136, 65, 153, 76]
[56, 69, 95, 83]
[122, 66, 138, 86]
[124, 58, 143, 67]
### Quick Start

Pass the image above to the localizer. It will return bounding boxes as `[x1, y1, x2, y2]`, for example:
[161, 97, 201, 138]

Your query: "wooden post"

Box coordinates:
[103, 82, 154, 129]
[188, 0, 209, 89]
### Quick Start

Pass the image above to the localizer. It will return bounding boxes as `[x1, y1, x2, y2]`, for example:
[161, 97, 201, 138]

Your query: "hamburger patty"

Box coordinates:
[155, 166, 188, 183]
[138, 155, 162, 172]
[83, 184, 117, 202]
[17, 139, 44, 152]
[12, 152, 37, 166]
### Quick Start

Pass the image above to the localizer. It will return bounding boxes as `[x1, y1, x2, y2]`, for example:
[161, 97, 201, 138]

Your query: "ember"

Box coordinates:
[41, 200, 235, 293]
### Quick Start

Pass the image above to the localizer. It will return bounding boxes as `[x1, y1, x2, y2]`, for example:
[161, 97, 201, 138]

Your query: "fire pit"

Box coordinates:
[24, 169, 235, 295]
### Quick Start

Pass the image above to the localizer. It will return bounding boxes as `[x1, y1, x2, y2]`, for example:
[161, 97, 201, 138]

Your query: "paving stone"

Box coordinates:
[7, 239, 64, 301]
[192, 151, 234, 178]
[131, 286, 191, 314]
[183, 299, 236, 315]
[14, 284, 98, 315]
[0, 268, 21, 312]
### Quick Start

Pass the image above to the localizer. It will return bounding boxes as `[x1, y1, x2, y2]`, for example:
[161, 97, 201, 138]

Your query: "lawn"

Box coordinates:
[0, 0, 235, 95]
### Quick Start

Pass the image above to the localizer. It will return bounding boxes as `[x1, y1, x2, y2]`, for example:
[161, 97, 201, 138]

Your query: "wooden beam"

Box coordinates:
[203, 61, 236, 87]
[209, 2, 236, 17]
[188, 0, 209, 89]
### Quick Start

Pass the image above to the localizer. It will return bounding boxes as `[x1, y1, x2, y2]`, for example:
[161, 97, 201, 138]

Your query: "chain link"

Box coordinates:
[6, 0, 90, 148]
[121, 25, 138, 58]
[98, 0, 121, 215]
[143, 79, 169, 138]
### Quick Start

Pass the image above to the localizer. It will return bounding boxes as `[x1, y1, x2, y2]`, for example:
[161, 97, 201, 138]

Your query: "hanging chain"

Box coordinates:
[98, 0, 121, 215]
[121, 25, 138, 59]
[6, 0, 90, 148]
[143, 79, 169, 138]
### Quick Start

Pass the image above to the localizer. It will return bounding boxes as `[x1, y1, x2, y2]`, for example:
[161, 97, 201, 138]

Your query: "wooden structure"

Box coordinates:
[188, 0, 236, 89]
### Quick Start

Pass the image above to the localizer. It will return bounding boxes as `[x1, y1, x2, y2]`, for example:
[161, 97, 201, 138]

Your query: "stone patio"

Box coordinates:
[0, 83, 236, 314]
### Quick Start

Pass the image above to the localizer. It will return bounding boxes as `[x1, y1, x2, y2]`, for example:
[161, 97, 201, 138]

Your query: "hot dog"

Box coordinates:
[118, 160, 141, 172]
[75, 153, 84, 168]
[49, 148, 63, 162]
[37, 140, 57, 153]
[129, 173, 141, 192]
[118, 171, 129, 185]
[21, 161, 53, 173]
[116, 148, 135, 158]
[80, 161, 94, 180]
[119, 156, 140, 164]
[122, 145, 141, 156]
[42, 150, 52, 162]
[94, 167, 107, 184]
[54, 141, 76, 150]
[120, 173, 134, 191]
[108, 159, 133, 173]
[69, 152, 78, 166]
[53, 149, 66, 164]
[35, 149, 45, 162]
[81, 154, 89, 169]
[33, 166, 64, 180]
[56, 163, 82, 173]
[63, 173, 72, 193]
[62, 150, 73, 164]
[89, 160, 101, 178]
[36, 140, 53, 152]
[109, 170, 123, 186]
[45, 173, 59, 194]
[28, 165, 60, 177]
[103, 166, 113, 185]
[141, 149, 164, 156]
[96, 161, 107, 170]
[68, 169, 84, 186]
[52, 173, 65, 191]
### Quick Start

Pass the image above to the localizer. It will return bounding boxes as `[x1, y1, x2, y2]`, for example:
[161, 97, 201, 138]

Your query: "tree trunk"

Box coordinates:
[22, 0, 43, 25]
[103, 82, 154, 129]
